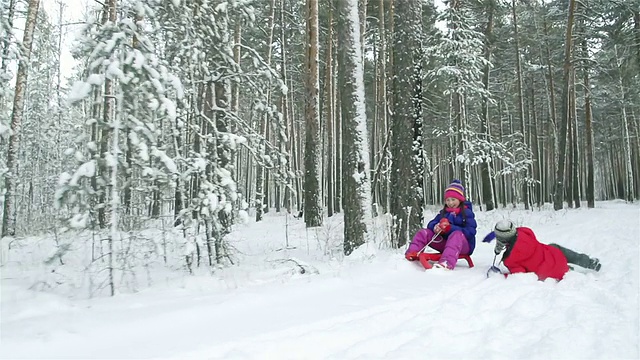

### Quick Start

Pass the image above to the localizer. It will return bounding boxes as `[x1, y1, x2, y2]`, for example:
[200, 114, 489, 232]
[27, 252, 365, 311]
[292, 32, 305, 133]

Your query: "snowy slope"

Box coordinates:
[1, 201, 639, 359]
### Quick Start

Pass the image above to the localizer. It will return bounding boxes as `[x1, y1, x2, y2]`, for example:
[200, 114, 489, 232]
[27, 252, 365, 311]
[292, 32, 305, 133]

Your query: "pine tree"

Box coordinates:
[390, 0, 423, 248]
[0, 0, 17, 113]
[57, 0, 183, 232]
[426, 0, 492, 197]
[334, 0, 373, 255]
[153, 0, 290, 266]
[2, 0, 41, 238]
[303, 0, 323, 228]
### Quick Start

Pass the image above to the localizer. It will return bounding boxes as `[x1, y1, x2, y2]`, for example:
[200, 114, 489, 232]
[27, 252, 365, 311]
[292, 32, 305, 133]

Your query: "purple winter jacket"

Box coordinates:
[407, 201, 477, 255]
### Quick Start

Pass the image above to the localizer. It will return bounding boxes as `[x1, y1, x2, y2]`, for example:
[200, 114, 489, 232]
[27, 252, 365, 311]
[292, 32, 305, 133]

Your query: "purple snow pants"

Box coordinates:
[406, 228, 470, 269]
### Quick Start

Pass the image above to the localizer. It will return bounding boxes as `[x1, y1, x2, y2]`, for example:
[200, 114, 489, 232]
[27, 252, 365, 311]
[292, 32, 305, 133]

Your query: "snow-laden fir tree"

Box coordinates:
[0, 0, 18, 117]
[153, 0, 290, 266]
[17, 8, 70, 233]
[425, 0, 492, 197]
[56, 1, 183, 236]
[0, 0, 19, 196]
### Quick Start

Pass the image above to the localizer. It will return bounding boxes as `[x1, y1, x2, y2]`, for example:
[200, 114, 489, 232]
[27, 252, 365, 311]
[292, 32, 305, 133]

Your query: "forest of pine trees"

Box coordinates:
[0, 0, 637, 290]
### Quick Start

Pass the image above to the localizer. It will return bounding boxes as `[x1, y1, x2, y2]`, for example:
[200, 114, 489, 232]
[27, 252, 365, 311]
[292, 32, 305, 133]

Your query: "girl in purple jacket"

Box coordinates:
[405, 180, 477, 269]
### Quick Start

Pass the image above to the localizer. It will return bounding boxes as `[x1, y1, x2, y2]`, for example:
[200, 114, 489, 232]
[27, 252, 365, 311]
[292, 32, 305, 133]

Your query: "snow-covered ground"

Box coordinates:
[1, 201, 639, 359]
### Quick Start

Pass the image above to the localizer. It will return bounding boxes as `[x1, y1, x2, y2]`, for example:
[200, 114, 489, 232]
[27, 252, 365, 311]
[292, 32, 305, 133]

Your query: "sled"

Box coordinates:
[418, 252, 475, 269]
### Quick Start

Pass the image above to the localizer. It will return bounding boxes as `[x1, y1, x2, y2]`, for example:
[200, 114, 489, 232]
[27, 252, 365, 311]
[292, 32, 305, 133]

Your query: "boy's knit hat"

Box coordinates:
[494, 220, 517, 244]
[444, 179, 465, 201]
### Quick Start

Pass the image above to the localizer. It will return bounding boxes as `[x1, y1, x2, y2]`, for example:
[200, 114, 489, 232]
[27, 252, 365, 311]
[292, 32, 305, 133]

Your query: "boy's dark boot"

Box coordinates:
[550, 244, 601, 272]
[589, 258, 602, 272]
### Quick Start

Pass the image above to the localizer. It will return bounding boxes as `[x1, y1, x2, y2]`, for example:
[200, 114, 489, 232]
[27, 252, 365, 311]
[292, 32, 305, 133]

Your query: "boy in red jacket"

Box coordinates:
[484, 220, 601, 281]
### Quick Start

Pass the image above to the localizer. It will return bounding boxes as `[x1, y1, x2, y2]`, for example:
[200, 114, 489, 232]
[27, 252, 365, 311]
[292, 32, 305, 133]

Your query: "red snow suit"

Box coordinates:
[503, 227, 570, 281]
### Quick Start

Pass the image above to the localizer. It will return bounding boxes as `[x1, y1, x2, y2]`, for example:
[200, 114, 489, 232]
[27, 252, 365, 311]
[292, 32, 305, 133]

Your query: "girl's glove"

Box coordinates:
[438, 218, 451, 234]
[405, 252, 418, 261]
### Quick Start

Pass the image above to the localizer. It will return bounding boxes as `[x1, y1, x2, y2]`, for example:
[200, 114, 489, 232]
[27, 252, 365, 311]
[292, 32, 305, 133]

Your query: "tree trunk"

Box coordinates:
[334, 78, 342, 213]
[232, 13, 244, 209]
[213, 6, 233, 263]
[2, 0, 40, 238]
[614, 44, 636, 201]
[390, 0, 422, 248]
[325, 3, 335, 217]
[335, 0, 373, 255]
[255, 0, 276, 222]
[232, 15, 241, 115]
[359, 0, 367, 55]
[570, 68, 580, 208]
[530, 83, 542, 207]
[542, 9, 558, 199]
[279, 0, 293, 213]
[553, 0, 576, 210]
[105, 0, 117, 297]
[0, 0, 16, 109]
[98, 0, 118, 229]
[635, 11, 640, 70]
[373, 0, 389, 213]
[303, 0, 323, 227]
[480, 0, 495, 211]
[511, 0, 528, 209]
[86, 8, 110, 230]
[382, 0, 394, 213]
[578, 30, 595, 207]
[124, 13, 143, 217]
